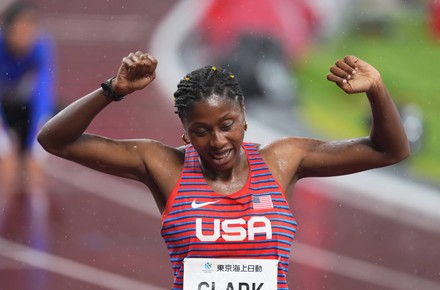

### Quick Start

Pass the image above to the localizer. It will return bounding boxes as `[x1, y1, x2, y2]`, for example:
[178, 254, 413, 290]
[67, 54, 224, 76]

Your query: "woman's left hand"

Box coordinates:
[326, 55, 382, 94]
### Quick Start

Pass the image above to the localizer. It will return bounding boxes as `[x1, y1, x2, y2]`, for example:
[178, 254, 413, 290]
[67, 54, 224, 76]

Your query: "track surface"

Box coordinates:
[1, 1, 440, 289]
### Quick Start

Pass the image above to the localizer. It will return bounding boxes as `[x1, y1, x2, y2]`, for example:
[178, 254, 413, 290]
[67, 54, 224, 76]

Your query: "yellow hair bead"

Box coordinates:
[184, 77, 190, 81]
[230, 74, 235, 79]
[211, 66, 217, 71]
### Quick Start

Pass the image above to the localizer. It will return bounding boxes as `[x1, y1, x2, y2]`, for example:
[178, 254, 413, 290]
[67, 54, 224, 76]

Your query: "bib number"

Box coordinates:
[183, 258, 278, 290]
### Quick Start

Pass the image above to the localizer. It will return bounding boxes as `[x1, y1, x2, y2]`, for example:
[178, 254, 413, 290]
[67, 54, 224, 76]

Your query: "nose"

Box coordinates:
[209, 130, 227, 148]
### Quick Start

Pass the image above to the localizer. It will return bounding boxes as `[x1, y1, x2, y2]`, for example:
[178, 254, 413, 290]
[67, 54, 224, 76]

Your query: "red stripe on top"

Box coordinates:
[161, 143, 298, 290]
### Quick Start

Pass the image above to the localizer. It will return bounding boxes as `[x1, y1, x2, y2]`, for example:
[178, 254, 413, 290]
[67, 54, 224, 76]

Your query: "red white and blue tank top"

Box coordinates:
[161, 142, 298, 290]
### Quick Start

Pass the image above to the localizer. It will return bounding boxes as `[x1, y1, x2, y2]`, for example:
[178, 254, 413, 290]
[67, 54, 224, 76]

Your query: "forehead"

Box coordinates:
[11, 9, 36, 24]
[6, 10, 36, 34]
[184, 94, 242, 124]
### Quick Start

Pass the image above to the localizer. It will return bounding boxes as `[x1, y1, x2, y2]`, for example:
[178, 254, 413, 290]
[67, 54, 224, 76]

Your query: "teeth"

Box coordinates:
[211, 150, 230, 159]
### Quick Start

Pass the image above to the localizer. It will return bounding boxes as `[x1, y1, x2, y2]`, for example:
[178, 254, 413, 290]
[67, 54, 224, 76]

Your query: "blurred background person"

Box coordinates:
[0, 1, 56, 213]
[428, 0, 440, 40]
[181, 0, 319, 106]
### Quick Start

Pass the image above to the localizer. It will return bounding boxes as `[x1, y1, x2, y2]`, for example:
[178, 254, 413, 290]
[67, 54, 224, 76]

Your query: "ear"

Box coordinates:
[241, 98, 246, 118]
[181, 133, 190, 145]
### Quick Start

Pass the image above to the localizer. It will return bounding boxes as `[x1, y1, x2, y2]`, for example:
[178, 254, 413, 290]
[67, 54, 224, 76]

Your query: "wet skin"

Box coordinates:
[182, 94, 248, 183]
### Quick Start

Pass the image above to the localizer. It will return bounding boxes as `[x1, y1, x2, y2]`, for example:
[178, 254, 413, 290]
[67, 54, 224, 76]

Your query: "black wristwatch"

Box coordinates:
[101, 77, 125, 101]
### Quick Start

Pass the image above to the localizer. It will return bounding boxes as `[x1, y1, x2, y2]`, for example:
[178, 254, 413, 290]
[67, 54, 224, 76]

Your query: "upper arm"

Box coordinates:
[296, 136, 401, 178]
[261, 136, 402, 187]
[53, 133, 182, 183]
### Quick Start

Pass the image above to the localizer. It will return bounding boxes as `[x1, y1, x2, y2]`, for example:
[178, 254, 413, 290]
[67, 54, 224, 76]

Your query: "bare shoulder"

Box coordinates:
[135, 139, 186, 200]
[135, 139, 185, 172]
[121, 140, 184, 212]
[258, 136, 313, 160]
[255, 137, 313, 189]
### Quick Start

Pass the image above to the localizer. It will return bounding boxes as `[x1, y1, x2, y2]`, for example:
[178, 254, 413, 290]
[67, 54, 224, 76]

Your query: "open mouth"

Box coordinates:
[209, 149, 232, 163]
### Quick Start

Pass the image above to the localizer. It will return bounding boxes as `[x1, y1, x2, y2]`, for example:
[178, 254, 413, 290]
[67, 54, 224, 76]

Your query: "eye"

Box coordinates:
[221, 121, 233, 131]
[193, 128, 208, 137]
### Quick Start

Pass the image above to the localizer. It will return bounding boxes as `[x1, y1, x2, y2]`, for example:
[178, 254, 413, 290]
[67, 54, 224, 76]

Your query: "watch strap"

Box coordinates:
[101, 77, 125, 101]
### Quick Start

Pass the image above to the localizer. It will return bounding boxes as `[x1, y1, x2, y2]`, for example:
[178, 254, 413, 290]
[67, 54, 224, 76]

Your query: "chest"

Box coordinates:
[205, 171, 248, 195]
[163, 193, 296, 242]
[161, 144, 297, 246]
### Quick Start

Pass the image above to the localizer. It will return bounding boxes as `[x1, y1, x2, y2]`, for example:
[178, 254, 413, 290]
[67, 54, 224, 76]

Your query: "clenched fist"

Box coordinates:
[112, 51, 158, 96]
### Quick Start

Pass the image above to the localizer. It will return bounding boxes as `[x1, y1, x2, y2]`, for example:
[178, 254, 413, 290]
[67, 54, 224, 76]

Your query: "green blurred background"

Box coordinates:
[296, 7, 440, 186]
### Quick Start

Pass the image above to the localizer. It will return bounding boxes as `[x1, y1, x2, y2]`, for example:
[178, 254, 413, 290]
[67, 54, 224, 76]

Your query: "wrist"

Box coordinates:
[101, 77, 126, 101]
[367, 77, 384, 95]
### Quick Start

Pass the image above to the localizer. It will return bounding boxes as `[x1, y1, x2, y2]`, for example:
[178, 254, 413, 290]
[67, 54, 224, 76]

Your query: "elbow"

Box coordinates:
[37, 127, 58, 155]
[369, 134, 411, 166]
[400, 143, 411, 162]
[387, 140, 411, 165]
[37, 128, 51, 152]
[402, 141, 411, 161]
[398, 138, 411, 161]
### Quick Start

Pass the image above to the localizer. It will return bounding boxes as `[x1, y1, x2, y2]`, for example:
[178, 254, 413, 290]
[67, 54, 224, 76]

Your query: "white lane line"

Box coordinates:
[39, 14, 151, 43]
[293, 242, 440, 290]
[3, 158, 436, 290]
[0, 237, 166, 290]
[150, 0, 214, 102]
[305, 175, 440, 234]
[2, 1, 435, 289]
[46, 160, 160, 216]
[44, 159, 440, 290]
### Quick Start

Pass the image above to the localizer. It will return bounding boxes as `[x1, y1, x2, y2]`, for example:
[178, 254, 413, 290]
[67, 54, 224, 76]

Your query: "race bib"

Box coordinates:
[183, 258, 278, 290]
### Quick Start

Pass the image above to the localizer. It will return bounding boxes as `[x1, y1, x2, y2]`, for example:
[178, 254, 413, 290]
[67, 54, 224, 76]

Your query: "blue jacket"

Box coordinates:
[0, 33, 55, 150]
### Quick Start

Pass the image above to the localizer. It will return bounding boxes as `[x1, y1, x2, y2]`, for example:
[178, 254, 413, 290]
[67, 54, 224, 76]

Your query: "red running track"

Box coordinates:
[1, 1, 440, 289]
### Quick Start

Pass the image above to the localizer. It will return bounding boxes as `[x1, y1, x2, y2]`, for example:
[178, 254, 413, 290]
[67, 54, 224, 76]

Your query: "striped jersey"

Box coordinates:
[161, 142, 298, 289]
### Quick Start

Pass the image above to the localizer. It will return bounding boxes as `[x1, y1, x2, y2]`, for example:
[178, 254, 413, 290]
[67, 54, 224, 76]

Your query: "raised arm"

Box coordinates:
[263, 56, 410, 185]
[37, 51, 179, 183]
[301, 56, 410, 177]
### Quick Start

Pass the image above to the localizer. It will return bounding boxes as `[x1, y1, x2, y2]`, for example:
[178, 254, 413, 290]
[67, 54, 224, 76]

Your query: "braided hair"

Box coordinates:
[173, 65, 244, 120]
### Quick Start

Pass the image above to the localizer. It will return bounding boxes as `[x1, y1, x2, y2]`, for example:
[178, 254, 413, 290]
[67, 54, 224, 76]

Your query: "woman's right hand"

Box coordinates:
[113, 51, 158, 96]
